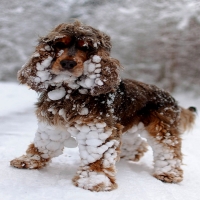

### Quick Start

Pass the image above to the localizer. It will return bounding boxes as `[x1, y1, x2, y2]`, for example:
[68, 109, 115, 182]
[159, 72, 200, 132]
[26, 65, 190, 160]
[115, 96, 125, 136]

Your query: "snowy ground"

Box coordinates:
[0, 82, 200, 200]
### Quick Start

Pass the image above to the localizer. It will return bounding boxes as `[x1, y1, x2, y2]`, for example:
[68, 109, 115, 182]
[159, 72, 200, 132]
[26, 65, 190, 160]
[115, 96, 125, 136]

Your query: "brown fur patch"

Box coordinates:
[154, 171, 183, 183]
[10, 144, 50, 169]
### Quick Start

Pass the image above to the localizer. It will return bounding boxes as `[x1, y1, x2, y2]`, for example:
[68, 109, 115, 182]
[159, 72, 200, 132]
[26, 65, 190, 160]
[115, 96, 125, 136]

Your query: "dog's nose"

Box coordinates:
[60, 60, 77, 70]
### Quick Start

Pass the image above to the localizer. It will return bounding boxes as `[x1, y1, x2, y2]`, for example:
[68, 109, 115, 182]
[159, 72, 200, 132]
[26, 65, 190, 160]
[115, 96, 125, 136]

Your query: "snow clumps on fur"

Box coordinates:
[69, 122, 119, 167]
[34, 122, 77, 159]
[121, 123, 148, 161]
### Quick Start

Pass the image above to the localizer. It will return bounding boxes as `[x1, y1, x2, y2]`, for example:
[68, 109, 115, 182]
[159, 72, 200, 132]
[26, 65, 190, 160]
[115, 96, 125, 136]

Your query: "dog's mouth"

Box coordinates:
[32, 56, 80, 90]
[39, 54, 103, 91]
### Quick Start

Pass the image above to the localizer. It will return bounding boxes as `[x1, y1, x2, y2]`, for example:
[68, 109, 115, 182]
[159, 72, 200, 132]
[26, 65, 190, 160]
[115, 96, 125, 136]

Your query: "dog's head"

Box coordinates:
[18, 21, 121, 96]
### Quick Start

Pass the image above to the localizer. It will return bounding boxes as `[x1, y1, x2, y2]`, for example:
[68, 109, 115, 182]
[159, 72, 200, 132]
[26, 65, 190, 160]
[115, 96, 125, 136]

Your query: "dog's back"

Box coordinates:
[118, 79, 196, 134]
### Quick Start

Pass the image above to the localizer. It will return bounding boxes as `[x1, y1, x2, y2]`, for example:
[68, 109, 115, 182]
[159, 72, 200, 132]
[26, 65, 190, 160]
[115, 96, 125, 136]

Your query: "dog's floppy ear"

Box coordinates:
[87, 29, 122, 96]
[78, 29, 122, 96]
[89, 52, 121, 96]
[17, 42, 54, 92]
[17, 23, 68, 92]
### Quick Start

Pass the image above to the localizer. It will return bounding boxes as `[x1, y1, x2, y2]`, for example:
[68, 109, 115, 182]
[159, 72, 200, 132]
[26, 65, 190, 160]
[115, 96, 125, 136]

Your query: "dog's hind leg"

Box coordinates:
[72, 122, 122, 192]
[120, 124, 148, 161]
[141, 117, 183, 183]
[10, 121, 71, 169]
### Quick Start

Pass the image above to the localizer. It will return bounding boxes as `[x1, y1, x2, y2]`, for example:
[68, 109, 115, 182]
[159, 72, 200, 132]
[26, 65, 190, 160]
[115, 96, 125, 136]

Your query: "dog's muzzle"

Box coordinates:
[60, 60, 77, 70]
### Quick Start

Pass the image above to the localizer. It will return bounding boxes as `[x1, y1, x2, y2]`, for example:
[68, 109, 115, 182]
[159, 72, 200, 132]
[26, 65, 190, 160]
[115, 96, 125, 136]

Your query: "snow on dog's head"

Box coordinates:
[18, 21, 121, 95]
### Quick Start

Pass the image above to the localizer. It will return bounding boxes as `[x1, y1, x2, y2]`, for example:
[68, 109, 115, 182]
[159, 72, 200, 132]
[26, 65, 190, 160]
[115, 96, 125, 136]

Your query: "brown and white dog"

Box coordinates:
[10, 21, 196, 192]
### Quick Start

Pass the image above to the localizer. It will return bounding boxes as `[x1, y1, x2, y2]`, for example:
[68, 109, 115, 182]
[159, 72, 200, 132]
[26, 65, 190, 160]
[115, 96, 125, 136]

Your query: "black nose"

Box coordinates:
[60, 60, 77, 69]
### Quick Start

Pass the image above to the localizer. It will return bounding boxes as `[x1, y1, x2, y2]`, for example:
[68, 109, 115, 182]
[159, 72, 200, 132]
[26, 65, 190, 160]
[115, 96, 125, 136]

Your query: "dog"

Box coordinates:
[10, 21, 196, 191]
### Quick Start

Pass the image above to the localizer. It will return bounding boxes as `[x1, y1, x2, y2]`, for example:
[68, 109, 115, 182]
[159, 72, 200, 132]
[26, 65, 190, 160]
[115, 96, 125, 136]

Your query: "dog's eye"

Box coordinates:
[77, 40, 89, 51]
[54, 42, 67, 49]
[77, 40, 85, 47]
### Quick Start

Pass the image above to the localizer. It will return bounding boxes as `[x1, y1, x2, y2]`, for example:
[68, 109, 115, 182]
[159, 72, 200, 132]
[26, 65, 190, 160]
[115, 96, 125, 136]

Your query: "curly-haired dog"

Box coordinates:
[10, 21, 196, 191]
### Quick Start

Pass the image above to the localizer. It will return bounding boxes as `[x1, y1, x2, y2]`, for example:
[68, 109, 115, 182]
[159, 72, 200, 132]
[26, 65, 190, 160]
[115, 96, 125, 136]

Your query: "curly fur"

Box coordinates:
[11, 21, 196, 191]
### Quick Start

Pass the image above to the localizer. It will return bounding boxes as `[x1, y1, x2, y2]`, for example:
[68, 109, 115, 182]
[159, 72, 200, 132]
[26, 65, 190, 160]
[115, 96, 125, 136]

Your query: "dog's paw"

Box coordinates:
[10, 155, 49, 169]
[72, 171, 117, 192]
[154, 172, 183, 183]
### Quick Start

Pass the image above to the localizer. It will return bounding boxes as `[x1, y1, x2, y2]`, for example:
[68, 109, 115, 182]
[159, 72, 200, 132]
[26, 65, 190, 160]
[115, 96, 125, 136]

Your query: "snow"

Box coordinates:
[76, 171, 112, 191]
[47, 87, 66, 100]
[19, 39, 103, 93]
[52, 74, 76, 84]
[95, 78, 104, 86]
[0, 82, 38, 117]
[0, 82, 200, 199]
[36, 70, 50, 82]
[64, 137, 78, 148]
[140, 128, 182, 178]
[96, 122, 106, 128]
[84, 78, 95, 88]
[76, 56, 103, 90]
[34, 56, 53, 83]
[72, 122, 118, 169]
[85, 139, 103, 146]
[87, 63, 96, 72]
[121, 128, 147, 161]
[79, 89, 88, 94]
[92, 55, 101, 63]
[36, 56, 53, 71]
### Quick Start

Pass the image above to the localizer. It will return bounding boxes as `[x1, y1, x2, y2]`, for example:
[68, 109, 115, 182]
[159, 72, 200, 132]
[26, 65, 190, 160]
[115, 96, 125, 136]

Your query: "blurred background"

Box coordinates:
[0, 0, 200, 94]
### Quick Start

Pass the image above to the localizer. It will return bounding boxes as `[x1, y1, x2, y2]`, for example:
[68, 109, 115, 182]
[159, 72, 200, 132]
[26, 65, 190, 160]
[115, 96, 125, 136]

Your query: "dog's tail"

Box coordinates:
[179, 106, 197, 133]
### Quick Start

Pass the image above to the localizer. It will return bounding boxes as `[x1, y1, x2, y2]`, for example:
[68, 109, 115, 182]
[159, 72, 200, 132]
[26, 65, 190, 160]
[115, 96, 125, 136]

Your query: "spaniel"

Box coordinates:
[10, 21, 196, 192]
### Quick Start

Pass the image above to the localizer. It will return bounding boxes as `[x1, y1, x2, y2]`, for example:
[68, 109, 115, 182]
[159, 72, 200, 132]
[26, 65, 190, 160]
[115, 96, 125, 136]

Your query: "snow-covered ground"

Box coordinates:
[0, 82, 200, 200]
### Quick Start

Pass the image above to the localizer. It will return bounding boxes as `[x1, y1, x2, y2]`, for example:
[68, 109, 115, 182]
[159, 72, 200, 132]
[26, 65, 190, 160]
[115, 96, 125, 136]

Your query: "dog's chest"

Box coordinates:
[43, 97, 91, 119]
[37, 91, 115, 124]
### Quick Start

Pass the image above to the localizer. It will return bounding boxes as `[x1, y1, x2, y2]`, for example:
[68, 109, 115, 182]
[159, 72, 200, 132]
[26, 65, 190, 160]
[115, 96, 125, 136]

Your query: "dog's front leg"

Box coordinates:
[10, 121, 70, 169]
[72, 122, 122, 192]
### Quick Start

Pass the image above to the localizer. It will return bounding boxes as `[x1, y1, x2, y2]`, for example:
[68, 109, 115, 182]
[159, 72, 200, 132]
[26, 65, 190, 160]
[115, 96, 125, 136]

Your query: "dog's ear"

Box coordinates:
[85, 51, 121, 96]
[84, 29, 121, 96]
[17, 42, 54, 92]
